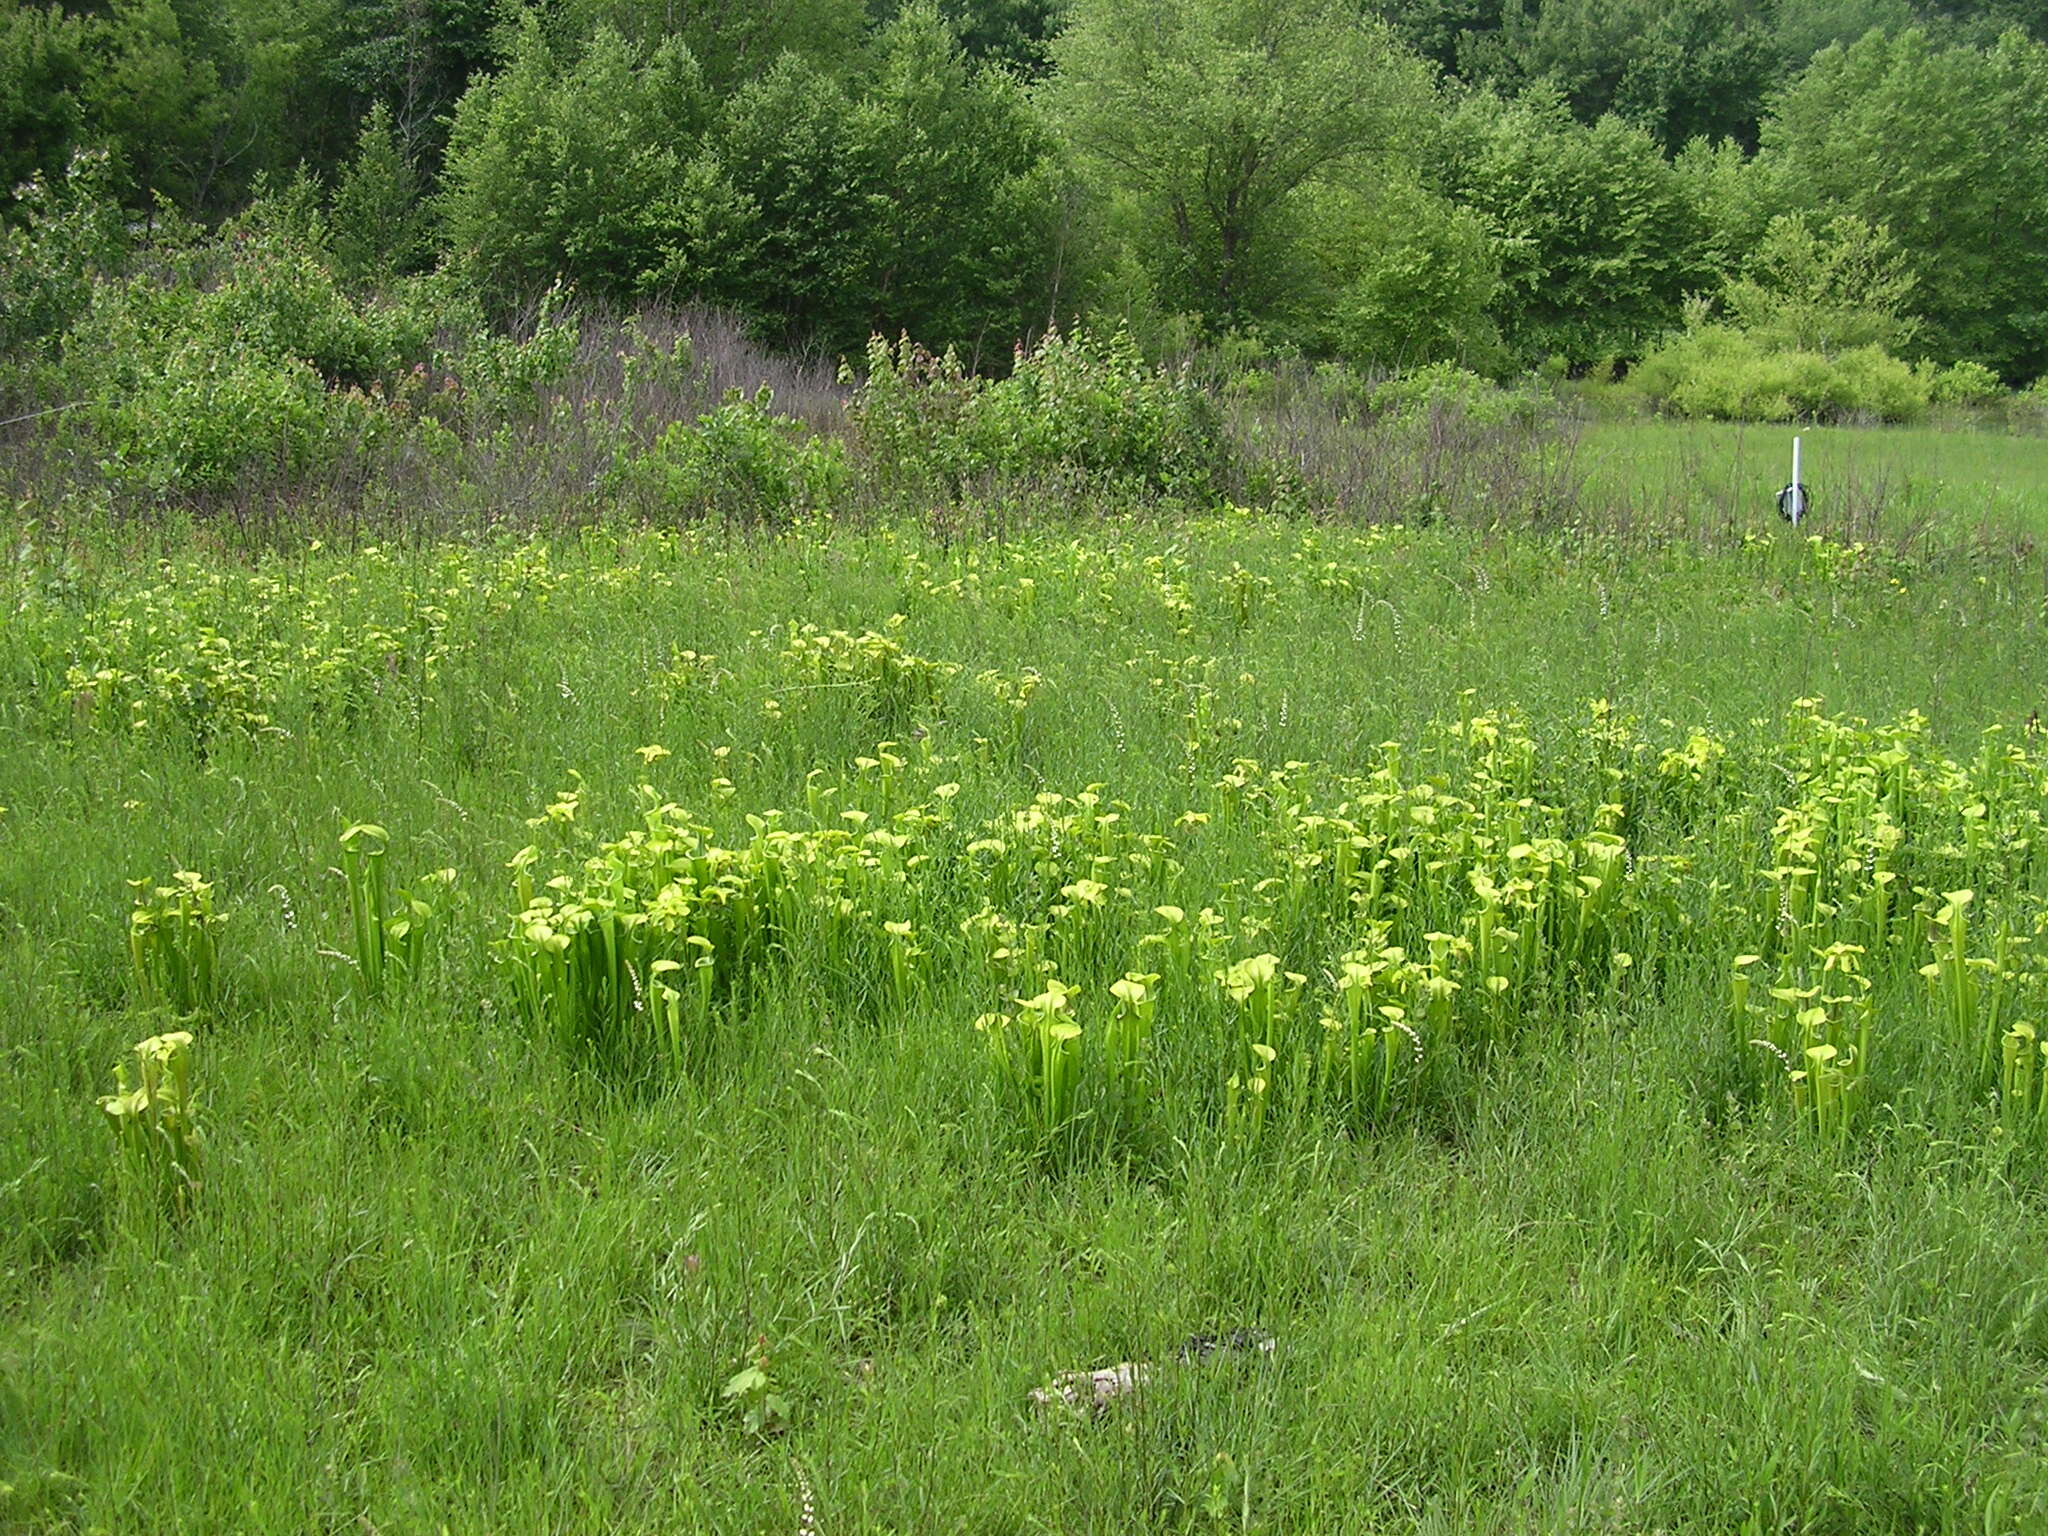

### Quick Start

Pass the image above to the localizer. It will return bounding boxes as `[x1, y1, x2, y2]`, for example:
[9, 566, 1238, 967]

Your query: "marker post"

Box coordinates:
[1777, 435, 1809, 526]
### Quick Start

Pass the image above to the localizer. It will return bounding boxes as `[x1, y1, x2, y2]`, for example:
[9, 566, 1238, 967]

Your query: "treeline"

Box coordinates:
[3, 0, 2047, 389]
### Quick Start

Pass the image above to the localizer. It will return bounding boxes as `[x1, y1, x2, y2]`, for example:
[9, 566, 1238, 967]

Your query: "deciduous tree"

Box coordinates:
[1045, 0, 1431, 326]
[1759, 26, 2048, 381]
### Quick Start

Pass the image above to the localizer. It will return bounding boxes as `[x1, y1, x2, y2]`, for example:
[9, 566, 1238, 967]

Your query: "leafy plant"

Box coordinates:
[614, 388, 847, 525]
[849, 326, 1228, 502]
[777, 618, 958, 727]
[337, 823, 456, 1000]
[1317, 953, 1424, 1124]
[2000, 1023, 2048, 1138]
[98, 1031, 202, 1218]
[1632, 319, 1930, 424]
[721, 1337, 791, 1437]
[978, 978, 1085, 1145]
[128, 870, 224, 1016]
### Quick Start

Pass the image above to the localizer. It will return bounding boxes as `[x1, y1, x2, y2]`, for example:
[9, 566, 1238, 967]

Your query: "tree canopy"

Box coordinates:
[1045, 0, 1432, 325]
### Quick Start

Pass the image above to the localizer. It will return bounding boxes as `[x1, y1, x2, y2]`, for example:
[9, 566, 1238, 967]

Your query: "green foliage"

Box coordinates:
[1633, 318, 1930, 422]
[97, 1030, 202, 1219]
[613, 389, 848, 525]
[1925, 358, 2004, 407]
[327, 0, 501, 173]
[719, 1357, 792, 1437]
[440, 19, 714, 307]
[842, 6, 1058, 352]
[61, 229, 436, 493]
[61, 0, 367, 216]
[338, 824, 456, 1001]
[1759, 26, 2048, 382]
[850, 325, 1227, 499]
[1289, 178, 1503, 370]
[873, 0, 1070, 73]
[1628, 209, 1950, 423]
[0, 0, 90, 198]
[1672, 134, 1772, 277]
[1367, 361, 1549, 425]
[1773, 0, 1914, 64]
[24, 204, 585, 497]
[129, 871, 224, 1016]
[1435, 88, 1711, 367]
[446, 284, 581, 410]
[706, 8, 1058, 354]
[695, 58, 868, 337]
[548, 0, 866, 89]
[89, 336, 338, 494]
[1457, 0, 1780, 150]
[438, 7, 1056, 354]
[0, 146, 125, 359]
[330, 105, 429, 282]
[1046, 0, 1431, 327]
[1722, 212, 1921, 356]
[81, 0, 225, 209]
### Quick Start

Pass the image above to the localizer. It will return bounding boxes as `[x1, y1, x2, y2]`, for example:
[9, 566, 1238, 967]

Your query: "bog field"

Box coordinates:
[7, 424, 2048, 1533]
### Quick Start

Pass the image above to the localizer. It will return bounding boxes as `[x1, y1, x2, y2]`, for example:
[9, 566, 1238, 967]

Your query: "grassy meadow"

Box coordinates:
[6, 428, 2048, 1533]
[1577, 419, 2048, 541]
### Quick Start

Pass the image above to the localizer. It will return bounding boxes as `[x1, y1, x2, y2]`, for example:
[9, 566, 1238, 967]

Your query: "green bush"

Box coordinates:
[1924, 359, 2004, 408]
[447, 283, 580, 413]
[1633, 324, 1929, 424]
[1367, 362, 1548, 428]
[1433, 88, 1712, 369]
[40, 218, 585, 497]
[1721, 213, 1921, 357]
[87, 338, 340, 494]
[196, 238, 436, 390]
[1826, 345, 1927, 422]
[1291, 179, 1503, 373]
[440, 21, 711, 308]
[57, 231, 433, 493]
[850, 325, 1227, 501]
[2012, 378, 2048, 433]
[613, 388, 846, 525]
[0, 146, 125, 360]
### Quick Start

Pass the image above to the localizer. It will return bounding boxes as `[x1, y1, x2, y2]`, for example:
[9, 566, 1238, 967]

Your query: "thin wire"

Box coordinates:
[0, 401, 88, 429]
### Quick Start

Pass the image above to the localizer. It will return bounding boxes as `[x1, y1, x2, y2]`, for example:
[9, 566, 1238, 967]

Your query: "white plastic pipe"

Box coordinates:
[1791, 435, 1803, 525]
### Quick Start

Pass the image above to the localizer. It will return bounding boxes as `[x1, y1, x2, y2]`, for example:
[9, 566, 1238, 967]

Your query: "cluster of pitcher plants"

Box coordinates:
[108, 695, 2048, 1174]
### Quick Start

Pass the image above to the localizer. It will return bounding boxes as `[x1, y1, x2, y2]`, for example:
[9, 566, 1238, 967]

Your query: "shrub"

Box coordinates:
[87, 337, 340, 494]
[198, 233, 434, 389]
[439, 21, 710, 307]
[1291, 179, 1503, 373]
[1366, 363, 1548, 428]
[1722, 213, 1921, 357]
[1633, 324, 1929, 424]
[447, 282, 580, 412]
[1826, 345, 1927, 422]
[2012, 378, 2048, 432]
[614, 388, 846, 525]
[59, 235, 425, 494]
[44, 220, 578, 497]
[1924, 359, 2004, 408]
[849, 325, 1227, 501]
[0, 146, 124, 360]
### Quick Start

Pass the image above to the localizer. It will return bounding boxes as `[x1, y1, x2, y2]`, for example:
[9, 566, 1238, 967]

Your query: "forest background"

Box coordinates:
[4, 0, 2048, 474]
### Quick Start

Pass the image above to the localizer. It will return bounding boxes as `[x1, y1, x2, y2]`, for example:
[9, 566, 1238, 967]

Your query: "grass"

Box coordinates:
[5, 455, 2048, 1531]
[1578, 417, 2048, 540]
